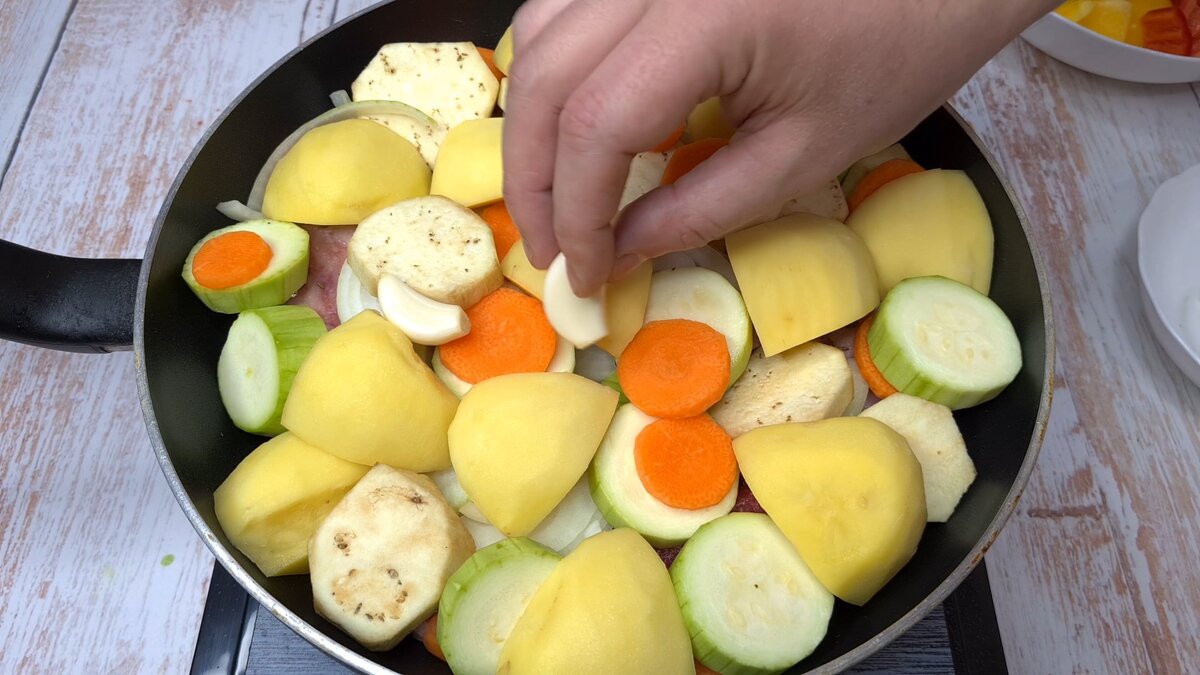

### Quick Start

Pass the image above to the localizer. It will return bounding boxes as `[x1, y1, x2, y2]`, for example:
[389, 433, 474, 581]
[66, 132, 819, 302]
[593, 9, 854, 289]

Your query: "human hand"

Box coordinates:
[501, 0, 1058, 295]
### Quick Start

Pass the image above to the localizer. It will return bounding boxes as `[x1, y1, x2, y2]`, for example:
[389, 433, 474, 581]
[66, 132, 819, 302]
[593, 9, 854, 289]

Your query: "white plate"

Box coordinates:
[1022, 12, 1200, 84]
[1137, 163, 1200, 388]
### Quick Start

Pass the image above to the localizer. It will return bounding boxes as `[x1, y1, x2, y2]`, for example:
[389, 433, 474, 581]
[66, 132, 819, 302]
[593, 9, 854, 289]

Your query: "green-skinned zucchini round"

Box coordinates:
[182, 219, 309, 314]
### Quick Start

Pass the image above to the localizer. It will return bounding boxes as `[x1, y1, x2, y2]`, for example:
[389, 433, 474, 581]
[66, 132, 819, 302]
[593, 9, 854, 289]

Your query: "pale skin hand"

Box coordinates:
[501, 0, 1060, 295]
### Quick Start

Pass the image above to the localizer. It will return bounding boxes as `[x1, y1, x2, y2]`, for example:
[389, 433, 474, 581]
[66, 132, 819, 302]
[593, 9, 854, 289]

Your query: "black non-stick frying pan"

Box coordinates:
[0, 1, 1053, 672]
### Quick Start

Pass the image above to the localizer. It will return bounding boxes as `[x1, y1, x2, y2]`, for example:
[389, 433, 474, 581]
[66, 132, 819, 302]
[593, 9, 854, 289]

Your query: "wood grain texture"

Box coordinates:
[954, 40, 1200, 675]
[0, 0, 74, 182]
[3, 1, 1200, 674]
[0, 0, 324, 672]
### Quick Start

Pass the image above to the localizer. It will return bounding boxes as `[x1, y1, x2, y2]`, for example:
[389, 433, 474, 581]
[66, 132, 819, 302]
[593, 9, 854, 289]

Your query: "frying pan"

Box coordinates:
[0, 0, 1053, 672]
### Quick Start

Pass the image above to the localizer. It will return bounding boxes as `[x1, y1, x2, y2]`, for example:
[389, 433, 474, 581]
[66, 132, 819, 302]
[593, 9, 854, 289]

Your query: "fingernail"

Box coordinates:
[524, 240, 551, 270]
[566, 268, 595, 298]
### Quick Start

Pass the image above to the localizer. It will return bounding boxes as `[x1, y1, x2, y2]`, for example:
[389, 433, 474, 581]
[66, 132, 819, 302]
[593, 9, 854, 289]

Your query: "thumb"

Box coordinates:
[611, 122, 830, 274]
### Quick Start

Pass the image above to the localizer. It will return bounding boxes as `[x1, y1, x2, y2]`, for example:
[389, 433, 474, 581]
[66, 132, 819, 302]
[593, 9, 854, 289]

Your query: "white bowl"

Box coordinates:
[1022, 12, 1200, 84]
[1138, 163, 1200, 388]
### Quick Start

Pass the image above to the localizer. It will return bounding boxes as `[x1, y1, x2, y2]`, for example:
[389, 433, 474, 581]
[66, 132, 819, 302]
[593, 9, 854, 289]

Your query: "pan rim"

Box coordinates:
[134, 5, 1055, 673]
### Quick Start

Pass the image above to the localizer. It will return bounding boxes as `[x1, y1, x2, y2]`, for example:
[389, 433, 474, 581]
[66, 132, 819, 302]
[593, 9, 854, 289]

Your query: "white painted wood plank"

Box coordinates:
[3, 1, 1200, 672]
[0, 0, 314, 672]
[955, 39, 1200, 674]
[0, 0, 74, 182]
[300, 0, 340, 42]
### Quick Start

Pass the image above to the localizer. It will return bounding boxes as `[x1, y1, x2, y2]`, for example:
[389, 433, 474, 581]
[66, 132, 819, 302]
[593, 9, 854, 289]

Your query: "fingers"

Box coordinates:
[509, 0, 580, 50]
[613, 120, 825, 272]
[501, 0, 647, 270]
[550, 17, 726, 294]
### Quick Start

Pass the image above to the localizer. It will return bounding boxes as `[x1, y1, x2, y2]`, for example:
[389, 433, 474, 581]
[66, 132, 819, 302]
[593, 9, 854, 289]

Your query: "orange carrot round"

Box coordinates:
[191, 230, 273, 290]
[480, 201, 521, 260]
[661, 138, 730, 186]
[847, 158, 925, 213]
[635, 415, 737, 510]
[695, 661, 721, 675]
[440, 288, 557, 384]
[617, 319, 730, 418]
[855, 314, 897, 398]
[649, 123, 686, 153]
[476, 47, 505, 82]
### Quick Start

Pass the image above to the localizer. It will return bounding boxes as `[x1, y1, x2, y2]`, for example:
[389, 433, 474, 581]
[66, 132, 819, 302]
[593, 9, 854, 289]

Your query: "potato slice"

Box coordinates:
[309, 464, 475, 651]
[595, 262, 652, 356]
[347, 195, 502, 307]
[493, 25, 515, 75]
[261, 119, 429, 226]
[496, 77, 509, 112]
[727, 214, 879, 356]
[498, 529, 694, 675]
[214, 433, 369, 576]
[710, 342, 852, 438]
[500, 243, 546, 299]
[431, 118, 504, 209]
[281, 311, 459, 472]
[685, 96, 735, 142]
[846, 169, 993, 295]
[352, 42, 499, 129]
[449, 372, 619, 536]
[734, 417, 925, 605]
[860, 394, 977, 522]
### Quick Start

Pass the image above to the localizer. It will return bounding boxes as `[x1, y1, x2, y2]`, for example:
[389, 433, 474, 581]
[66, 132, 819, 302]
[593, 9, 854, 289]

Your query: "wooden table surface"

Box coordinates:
[2, 1, 1199, 673]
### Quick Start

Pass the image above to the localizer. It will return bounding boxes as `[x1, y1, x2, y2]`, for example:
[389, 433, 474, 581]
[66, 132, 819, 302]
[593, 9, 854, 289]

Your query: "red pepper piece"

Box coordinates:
[1143, 7, 1192, 55]
[1175, 0, 1200, 55]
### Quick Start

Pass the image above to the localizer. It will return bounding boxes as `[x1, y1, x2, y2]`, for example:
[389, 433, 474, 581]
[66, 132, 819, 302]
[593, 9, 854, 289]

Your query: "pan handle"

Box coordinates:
[0, 239, 140, 353]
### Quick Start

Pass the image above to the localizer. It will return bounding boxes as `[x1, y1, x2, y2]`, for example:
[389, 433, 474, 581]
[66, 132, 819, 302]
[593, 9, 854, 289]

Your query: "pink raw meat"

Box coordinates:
[657, 545, 681, 568]
[288, 224, 355, 329]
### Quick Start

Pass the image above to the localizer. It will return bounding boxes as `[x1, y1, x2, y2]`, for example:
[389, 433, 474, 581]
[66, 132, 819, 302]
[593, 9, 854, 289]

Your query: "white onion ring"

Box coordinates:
[215, 200, 264, 222]
[328, 89, 351, 107]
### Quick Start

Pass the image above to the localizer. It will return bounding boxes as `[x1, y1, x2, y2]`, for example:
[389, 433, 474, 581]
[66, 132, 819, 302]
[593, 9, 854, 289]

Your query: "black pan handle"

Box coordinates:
[0, 239, 140, 353]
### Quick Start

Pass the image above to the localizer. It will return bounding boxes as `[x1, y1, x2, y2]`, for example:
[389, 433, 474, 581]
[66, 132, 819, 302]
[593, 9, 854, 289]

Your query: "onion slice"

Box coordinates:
[245, 100, 438, 212]
[215, 200, 265, 222]
[328, 89, 351, 107]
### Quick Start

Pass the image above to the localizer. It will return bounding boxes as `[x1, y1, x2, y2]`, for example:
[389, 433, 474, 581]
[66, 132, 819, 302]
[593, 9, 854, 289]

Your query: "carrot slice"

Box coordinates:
[847, 158, 925, 213]
[855, 314, 898, 398]
[649, 123, 686, 153]
[476, 46, 505, 82]
[440, 288, 557, 384]
[191, 230, 273, 290]
[695, 661, 721, 675]
[617, 319, 730, 418]
[480, 201, 521, 259]
[661, 138, 729, 186]
[635, 414, 737, 510]
[414, 615, 446, 662]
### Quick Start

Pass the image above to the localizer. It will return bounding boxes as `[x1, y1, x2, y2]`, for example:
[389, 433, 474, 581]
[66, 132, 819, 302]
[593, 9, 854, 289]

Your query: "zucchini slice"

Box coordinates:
[182, 219, 309, 314]
[868, 275, 1021, 410]
[217, 305, 326, 435]
[590, 404, 736, 547]
[437, 538, 560, 675]
[672, 513, 834, 675]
